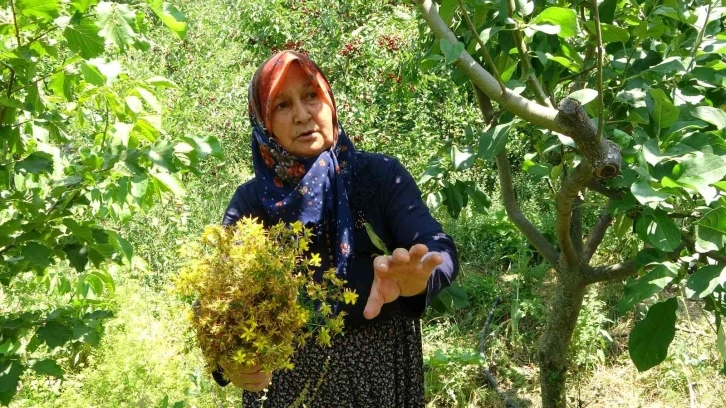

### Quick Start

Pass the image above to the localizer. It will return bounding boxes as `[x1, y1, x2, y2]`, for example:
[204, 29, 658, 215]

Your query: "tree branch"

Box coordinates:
[591, 0, 605, 140]
[416, 0, 559, 130]
[496, 151, 560, 269]
[457, 0, 506, 93]
[584, 260, 638, 285]
[584, 200, 614, 263]
[557, 163, 592, 269]
[505, 0, 552, 108]
[555, 99, 621, 179]
[416, 0, 622, 177]
[587, 179, 623, 200]
[570, 194, 584, 256]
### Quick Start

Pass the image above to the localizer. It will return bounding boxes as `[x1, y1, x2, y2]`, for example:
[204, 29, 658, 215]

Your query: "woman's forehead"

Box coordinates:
[273, 64, 316, 98]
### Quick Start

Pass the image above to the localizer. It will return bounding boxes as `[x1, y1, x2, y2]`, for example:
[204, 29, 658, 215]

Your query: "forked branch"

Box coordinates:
[583, 201, 614, 263]
[557, 163, 592, 269]
[496, 151, 560, 269]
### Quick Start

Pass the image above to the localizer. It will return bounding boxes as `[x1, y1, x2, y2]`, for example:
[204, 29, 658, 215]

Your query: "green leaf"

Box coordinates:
[63, 16, 105, 59]
[465, 184, 491, 214]
[545, 53, 582, 72]
[152, 172, 186, 196]
[631, 178, 670, 204]
[647, 88, 679, 129]
[80, 62, 106, 86]
[685, 265, 726, 299]
[21, 242, 53, 269]
[628, 297, 678, 372]
[584, 22, 630, 44]
[451, 145, 476, 171]
[478, 27, 501, 46]
[15, 152, 53, 175]
[17, 0, 60, 21]
[63, 244, 89, 272]
[363, 223, 389, 255]
[636, 213, 680, 252]
[186, 135, 223, 160]
[443, 282, 468, 308]
[532, 7, 578, 38]
[695, 207, 726, 252]
[618, 262, 678, 313]
[36, 321, 73, 349]
[63, 219, 95, 243]
[96, 1, 137, 52]
[144, 76, 179, 89]
[440, 39, 464, 63]
[718, 324, 726, 364]
[677, 153, 726, 189]
[598, 0, 616, 24]
[32, 359, 64, 379]
[150, 1, 188, 40]
[566, 89, 598, 105]
[478, 123, 511, 160]
[108, 231, 133, 262]
[0, 360, 26, 406]
[70, 0, 98, 13]
[647, 57, 687, 74]
[691, 106, 726, 130]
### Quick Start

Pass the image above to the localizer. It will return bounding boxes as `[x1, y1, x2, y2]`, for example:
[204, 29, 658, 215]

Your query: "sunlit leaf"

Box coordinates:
[532, 7, 578, 38]
[685, 265, 726, 299]
[618, 262, 678, 313]
[96, 1, 137, 52]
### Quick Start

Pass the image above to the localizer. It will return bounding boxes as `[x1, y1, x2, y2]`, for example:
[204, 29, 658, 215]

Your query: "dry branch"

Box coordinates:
[556, 163, 592, 269]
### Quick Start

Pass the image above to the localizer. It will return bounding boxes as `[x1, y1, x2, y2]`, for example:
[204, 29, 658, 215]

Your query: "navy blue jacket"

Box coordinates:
[222, 151, 459, 325]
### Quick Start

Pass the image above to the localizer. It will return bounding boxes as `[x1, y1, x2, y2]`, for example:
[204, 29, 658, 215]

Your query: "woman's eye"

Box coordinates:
[306, 92, 317, 100]
[276, 101, 289, 110]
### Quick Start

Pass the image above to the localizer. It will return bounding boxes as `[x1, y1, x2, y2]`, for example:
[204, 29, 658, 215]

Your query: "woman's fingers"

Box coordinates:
[364, 276, 385, 319]
[242, 371, 272, 392]
[422, 252, 443, 272]
[238, 363, 263, 374]
[408, 244, 428, 263]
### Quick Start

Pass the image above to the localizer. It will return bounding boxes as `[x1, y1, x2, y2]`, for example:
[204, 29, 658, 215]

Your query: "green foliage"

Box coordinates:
[629, 297, 678, 371]
[0, 0, 219, 404]
[424, 0, 726, 377]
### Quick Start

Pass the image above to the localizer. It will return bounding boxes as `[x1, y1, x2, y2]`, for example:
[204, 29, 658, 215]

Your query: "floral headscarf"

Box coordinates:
[248, 51, 356, 277]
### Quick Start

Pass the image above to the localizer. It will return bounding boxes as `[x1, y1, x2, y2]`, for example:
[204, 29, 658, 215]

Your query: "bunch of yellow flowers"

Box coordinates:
[175, 217, 358, 375]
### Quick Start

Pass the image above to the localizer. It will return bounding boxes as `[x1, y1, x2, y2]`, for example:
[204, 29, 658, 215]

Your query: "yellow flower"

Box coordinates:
[241, 325, 256, 341]
[309, 253, 321, 267]
[299, 239, 309, 251]
[343, 288, 358, 305]
[291, 221, 303, 234]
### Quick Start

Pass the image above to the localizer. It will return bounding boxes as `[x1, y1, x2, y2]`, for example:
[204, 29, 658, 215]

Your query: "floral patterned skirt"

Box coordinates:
[242, 308, 425, 408]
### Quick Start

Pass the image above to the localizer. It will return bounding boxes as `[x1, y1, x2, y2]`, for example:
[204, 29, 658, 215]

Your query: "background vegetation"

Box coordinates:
[2, 0, 725, 407]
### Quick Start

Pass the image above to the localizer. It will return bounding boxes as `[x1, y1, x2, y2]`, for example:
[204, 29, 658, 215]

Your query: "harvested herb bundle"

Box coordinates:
[176, 217, 357, 375]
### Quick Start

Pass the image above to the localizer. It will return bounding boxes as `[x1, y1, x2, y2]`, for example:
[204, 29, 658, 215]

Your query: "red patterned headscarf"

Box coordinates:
[247, 51, 356, 280]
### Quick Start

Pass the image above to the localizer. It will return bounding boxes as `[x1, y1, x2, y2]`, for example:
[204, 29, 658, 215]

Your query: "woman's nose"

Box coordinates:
[292, 99, 311, 123]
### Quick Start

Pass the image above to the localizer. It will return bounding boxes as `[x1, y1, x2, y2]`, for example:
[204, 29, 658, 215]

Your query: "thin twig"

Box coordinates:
[457, 0, 506, 92]
[583, 200, 614, 263]
[556, 163, 592, 269]
[686, 1, 713, 74]
[10, 0, 22, 48]
[479, 297, 519, 408]
[591, 0, 605, 140]
[479, 297, 501, 353]
[504, 0, 552, 108]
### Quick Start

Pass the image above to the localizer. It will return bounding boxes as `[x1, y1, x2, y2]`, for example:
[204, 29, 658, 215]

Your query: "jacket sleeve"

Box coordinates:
[382, 158, 460, 319]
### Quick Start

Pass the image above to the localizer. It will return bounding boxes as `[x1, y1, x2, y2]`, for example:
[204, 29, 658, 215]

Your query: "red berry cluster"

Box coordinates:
[386, 72, 402, 84]
[378, 34, 403, 52]
[340, 38, 362, 57]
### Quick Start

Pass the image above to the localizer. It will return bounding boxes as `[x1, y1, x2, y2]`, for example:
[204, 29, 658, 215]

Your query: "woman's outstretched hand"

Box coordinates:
[218, 361, 272, 392]
[364, 243, 443, 319]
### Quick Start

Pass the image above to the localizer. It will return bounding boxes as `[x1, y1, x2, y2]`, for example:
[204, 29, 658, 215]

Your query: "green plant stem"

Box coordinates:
[456, 0, 506, 93]
[591, 0, 605, 140]
[685, 0, 713, 73]
[504, 0, 552, 108]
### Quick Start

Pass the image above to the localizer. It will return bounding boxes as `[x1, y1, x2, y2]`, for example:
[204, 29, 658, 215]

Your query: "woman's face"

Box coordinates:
[268, 62, 335, 157]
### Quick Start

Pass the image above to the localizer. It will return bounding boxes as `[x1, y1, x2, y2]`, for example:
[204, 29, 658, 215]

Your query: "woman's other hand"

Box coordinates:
[364, 244, 443, 319]
[218, 361, 272, 392]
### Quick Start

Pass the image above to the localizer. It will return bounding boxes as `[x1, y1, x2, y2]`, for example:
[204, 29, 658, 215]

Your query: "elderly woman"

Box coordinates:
[216, 50, 459, 407]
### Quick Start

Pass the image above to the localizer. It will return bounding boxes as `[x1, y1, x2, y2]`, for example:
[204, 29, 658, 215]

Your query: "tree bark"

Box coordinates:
[539, 278, 586, 408]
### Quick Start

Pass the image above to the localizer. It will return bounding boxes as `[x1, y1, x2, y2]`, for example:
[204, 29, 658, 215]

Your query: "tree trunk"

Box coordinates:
[539, 276, 586, 408]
